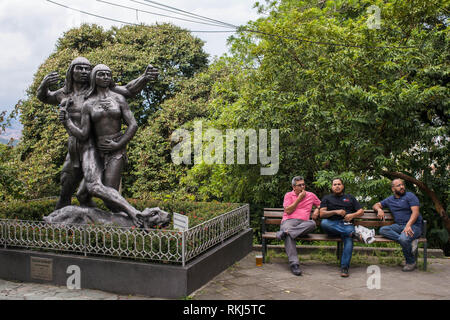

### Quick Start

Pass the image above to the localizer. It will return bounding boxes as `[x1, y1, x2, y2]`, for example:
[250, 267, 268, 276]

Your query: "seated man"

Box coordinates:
[277, 176, 320, 276]
[373, 178, 423, 272]
[319, 178, 364, 277]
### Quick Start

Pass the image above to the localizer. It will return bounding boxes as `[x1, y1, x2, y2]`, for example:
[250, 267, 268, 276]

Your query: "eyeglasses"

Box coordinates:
[295, 183, 305, 187]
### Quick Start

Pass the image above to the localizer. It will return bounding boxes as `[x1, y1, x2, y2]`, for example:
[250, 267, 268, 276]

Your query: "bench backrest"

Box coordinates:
[263, 208, 395, 228]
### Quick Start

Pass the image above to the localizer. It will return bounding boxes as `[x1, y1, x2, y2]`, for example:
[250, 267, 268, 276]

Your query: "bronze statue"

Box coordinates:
[37, 57, 160, 228]
[37, 57, 158, 209]
[44, 206, 171, 231]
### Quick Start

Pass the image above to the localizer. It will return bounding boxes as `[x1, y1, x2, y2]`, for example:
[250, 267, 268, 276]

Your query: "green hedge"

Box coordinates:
[0, 198, 242, 228]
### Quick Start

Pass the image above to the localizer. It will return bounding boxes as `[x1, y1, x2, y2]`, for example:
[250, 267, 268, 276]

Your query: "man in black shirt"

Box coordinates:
[320, 178, 364, 277]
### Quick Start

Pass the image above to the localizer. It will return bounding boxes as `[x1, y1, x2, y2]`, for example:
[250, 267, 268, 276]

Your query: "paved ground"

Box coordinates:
[1, 252, 449, 300]
[192, 252, 450, 300]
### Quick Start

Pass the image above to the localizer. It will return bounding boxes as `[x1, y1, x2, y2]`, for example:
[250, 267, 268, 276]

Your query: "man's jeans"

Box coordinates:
[379, 223, 422, 264]
[320, 219, 355, 268]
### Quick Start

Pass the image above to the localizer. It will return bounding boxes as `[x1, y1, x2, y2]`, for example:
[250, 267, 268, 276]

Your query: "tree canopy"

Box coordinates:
[174, 0, 449, 249]
[2, 0, 449, 252]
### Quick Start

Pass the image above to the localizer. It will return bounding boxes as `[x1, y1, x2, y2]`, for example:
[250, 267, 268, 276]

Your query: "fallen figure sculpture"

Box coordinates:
[44, 206, 171, 231]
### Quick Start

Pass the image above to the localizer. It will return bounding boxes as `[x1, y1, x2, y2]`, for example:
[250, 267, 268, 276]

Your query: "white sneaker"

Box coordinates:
[411, 239, 419, 253]
[355, 225, 376, 244]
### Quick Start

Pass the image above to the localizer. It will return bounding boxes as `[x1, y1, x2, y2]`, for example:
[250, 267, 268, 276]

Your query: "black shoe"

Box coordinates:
[290, 264, 302, 276]
[340, 267, 349, 277]
[276, 230, 287, 240]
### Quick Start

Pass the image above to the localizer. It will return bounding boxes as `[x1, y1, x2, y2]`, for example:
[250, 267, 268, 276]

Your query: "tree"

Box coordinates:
[182, 0, 449, 251]
[127, 58, 235, 199]
[11, 23, 208, 200]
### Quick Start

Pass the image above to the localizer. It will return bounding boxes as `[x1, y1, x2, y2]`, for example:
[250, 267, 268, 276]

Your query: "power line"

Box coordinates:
[47, 0, 416, 50]
[46, 0, 236, 33]
[96, 0, 235, 29]
[130, 0, 238, 29]
[129, 0, 234, 28]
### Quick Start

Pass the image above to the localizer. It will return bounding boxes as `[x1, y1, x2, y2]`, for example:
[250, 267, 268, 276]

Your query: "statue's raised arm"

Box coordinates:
[112, 64, 159, 98]
[36, 72, 63, 105]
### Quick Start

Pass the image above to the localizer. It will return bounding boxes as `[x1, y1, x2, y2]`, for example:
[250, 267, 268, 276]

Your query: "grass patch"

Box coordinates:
[265, 248, 423, 268]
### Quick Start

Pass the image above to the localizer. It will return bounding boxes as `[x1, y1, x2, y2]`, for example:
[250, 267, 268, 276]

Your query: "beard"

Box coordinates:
[394, 189, 406, 197]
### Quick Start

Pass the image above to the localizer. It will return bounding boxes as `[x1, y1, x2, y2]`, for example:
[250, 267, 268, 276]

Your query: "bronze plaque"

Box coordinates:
[30, 257, 53, 281]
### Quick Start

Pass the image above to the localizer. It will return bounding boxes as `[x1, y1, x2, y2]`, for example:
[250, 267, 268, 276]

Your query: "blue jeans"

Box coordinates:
[320, 219, 355, 268]
[379, 223, 422, 264]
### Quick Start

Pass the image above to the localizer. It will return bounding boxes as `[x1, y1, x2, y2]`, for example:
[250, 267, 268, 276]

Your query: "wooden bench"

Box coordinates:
[261, 208, 428, 270]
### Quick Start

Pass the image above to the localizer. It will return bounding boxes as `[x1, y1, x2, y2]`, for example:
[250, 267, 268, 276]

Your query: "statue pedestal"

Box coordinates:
[0, 228, 252, 298]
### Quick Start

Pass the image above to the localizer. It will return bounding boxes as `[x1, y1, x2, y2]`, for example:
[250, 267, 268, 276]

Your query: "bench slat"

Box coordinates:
[265, 219, 283, 225]
[264, 209, 394, 221]
[354, 221, 395, 227]
[264, 212, 284, 218]
[262, 232, 426, 242]
[263, 232, 341, 241]
[354, 212, 394, 220]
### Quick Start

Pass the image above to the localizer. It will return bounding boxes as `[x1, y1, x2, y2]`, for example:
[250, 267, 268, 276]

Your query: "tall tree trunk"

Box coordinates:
[382, 171, 450, 236]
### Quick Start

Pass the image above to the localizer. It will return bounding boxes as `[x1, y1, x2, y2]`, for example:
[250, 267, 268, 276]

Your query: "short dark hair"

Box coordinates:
[391, 178, 405, 187]
[331, 177, 345, 192]
[292, 176, 305, 186]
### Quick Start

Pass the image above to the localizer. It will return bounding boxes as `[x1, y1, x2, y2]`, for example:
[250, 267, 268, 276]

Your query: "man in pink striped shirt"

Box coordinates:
[277, 176, 321, 275]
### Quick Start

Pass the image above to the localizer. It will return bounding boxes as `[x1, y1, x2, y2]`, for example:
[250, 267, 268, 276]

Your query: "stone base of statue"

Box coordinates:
[0, 228, 252, 298]
[43, 206, 171, 230]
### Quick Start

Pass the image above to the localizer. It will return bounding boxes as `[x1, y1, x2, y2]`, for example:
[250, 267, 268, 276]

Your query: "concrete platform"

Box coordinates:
[0, 228, 253, 298]
[1, 250, 449, 300]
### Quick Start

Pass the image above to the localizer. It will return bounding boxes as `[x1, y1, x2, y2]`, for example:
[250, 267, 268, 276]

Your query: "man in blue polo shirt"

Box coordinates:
[373, 179, 423, 272]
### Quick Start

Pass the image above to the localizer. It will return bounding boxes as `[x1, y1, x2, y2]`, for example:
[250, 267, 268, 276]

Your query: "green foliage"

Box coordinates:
[3, 1, 449, 252]
[0, 144, 23, 201]
[178, 0, 449, 248]
[0, 198, 241, 229]
[127, 58, 235, 198]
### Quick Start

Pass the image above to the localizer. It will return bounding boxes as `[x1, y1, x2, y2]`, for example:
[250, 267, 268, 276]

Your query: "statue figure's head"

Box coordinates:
[85, 64, 115, 99]
[63, 57, 92, 94]
[137, 207, 171, 231]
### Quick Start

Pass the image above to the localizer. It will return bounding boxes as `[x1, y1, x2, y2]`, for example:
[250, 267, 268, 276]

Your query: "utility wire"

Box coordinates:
[46, 0, 236, 33]
[130, 0, 238, 29]
[96, 0, 235, 28]
[47, 0, 417, 49]
[129, 0, 234, 28]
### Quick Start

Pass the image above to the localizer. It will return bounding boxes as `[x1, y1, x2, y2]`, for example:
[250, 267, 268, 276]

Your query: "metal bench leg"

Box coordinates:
[423, 241, 427, 271]
[422, 220, 427, 271]
[262, 238, 267, 263]
[261, 216, 266, 263]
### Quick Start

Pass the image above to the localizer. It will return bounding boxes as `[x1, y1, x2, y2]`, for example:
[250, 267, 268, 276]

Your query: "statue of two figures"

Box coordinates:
[38, 57, 171, 230]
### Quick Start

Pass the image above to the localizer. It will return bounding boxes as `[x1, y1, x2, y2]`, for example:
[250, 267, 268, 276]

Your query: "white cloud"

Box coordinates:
[0, 0, 259, 116]
[0, 33, 32, 71]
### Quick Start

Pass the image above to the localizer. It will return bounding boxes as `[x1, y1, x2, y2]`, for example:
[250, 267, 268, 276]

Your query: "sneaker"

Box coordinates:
[351, 231, 363, 242]
[340, 267, 349, 277]
[290, 264, 302, 276]
[402, 263, 417, 272]
[355, 225, 376, 244]
[276, 230, 287, 240]
[411, 239, 419, 253]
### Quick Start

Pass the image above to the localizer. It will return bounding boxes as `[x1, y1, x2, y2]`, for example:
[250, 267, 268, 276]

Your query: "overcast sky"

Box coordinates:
[0, 0, 260, 121]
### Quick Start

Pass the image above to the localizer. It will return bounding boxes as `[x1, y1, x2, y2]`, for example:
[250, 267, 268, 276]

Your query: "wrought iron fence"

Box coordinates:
[0, 204, 249, 266]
